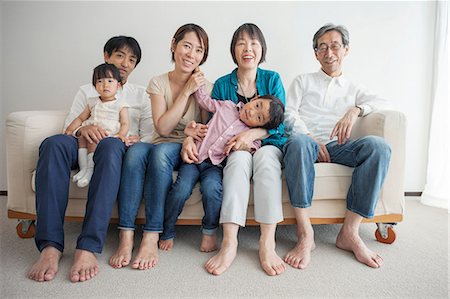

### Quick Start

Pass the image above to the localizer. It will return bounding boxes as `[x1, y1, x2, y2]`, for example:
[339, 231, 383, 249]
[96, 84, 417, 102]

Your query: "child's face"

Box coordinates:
[239, 98, 271, 127]
[95, 77, 120, 101]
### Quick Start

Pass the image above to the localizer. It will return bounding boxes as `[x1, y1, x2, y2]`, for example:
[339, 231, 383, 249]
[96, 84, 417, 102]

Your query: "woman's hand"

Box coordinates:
[184, 120, 208, 142]
[330, 107, 360, 145]
[124, 135, 140, 146]
[181, 136, 199, 164]
[115, 134, 127, 143]
[183, 68, 205, 96]
[225, 129, 260, 153]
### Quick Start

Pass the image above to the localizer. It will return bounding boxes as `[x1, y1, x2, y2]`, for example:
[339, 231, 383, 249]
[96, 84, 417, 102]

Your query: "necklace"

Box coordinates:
[237, 77, 256, 103]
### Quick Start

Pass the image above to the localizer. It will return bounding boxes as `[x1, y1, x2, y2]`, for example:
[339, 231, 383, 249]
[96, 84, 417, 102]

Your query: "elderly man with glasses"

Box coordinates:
[283, 23, 392, 270]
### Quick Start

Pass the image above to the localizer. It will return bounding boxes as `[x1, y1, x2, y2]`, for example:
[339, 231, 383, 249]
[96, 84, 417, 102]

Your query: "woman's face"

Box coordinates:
[234, 31, 262, 70]
[172, 31, 205, 73]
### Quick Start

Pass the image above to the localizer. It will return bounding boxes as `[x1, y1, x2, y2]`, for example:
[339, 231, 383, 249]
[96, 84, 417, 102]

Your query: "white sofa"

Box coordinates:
[6, 110, 406, 242]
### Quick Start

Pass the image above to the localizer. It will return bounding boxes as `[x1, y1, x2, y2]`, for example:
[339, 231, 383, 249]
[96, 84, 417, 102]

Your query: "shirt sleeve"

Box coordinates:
[285, 75, 309, 135]
[63, 88, 89, 132]
[194, 85, 224, 113]
[355, 84, 393, 116]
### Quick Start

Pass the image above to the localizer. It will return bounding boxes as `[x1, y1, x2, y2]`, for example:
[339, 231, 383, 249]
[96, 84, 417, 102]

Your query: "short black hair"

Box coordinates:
[104, 36, 142, 66]
[259, 95, 284, 130]
[230, 23, 267, 65]
[92, 63, 121, 86]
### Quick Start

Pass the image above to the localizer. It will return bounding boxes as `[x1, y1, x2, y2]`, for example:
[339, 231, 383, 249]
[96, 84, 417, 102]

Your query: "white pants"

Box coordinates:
[219, 145, 284, 226]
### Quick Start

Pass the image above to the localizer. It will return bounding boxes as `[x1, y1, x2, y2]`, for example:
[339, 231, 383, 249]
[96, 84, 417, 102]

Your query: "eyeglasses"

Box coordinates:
[315, 43, 343, 53]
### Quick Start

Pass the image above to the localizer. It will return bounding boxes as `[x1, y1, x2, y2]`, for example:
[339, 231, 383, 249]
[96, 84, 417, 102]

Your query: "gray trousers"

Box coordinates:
[219, 145, 284, 226]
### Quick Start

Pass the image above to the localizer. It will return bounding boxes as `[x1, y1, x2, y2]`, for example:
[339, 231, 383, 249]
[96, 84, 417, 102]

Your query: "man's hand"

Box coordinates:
[181, 136, 199, 164]
[115, 134, 127, 143]
[330, 107, 360, 144]
[78, 125, 109, 144]
[184, 120, 208, 142]
[308, 134, 331, 163]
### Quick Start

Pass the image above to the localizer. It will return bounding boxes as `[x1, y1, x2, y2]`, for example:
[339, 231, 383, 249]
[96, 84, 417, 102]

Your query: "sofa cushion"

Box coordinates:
[31, 162, 353, 204]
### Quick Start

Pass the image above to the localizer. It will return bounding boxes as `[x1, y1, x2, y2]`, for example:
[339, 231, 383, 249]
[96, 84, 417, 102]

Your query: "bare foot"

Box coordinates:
[28, 246, 62, 282]
[336, 228, 383, 268]
[284, 227, 315, 269]
[259, 241, 286, 276]
[204, 240, 237, 275]
[132, 232, 159, 270]
[200, 234, 217, 252]
[158, 238, 174, 251]
[109, 230, 134, 269]
[70, 249, 99, 282]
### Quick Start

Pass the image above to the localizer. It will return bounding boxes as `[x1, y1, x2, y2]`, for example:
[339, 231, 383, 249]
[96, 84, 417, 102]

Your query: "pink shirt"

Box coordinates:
[195, 86, 261, 165]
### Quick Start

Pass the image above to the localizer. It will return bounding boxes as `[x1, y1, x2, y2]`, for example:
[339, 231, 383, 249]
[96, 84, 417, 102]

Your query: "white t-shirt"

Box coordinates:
[285, 69, 392, 144]
[64, 82, 153, 143]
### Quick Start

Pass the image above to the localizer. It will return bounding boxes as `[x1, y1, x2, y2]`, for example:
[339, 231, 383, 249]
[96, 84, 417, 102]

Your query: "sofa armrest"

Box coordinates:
[351, 110, 407, 215]
[6, 110, 68, 213]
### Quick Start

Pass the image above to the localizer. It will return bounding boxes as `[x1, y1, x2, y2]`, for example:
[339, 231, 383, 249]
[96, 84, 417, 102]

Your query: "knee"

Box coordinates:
[96, 137, 125, 160]
[284, 134, 318, 159]
[362, 136, 391, 162]
[253, 146, 282, 172]
[150, 144, 180, 170]
[201, 180, 222, 201]
[40, 134, 74, 151]
[225, 151, 252, 170]
[123, 143, 153, 168]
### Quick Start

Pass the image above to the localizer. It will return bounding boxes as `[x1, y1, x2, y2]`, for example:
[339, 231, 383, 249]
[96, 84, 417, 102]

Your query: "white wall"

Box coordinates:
[1, 1, 435, 192]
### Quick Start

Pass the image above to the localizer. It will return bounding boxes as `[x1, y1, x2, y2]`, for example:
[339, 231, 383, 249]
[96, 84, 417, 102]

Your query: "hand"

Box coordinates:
[225, 130, 256, 153]
[330, 107, 360, 145]
[78, 125, 109, 144]
[308, 134, 331, 163]
[184, 120, 208, 142]
[181, 136, 199, 164]
[223, 141, 236, 156]
[64, 129, 73, 135]
[183, 68, 205, 95]
[124, 135, 140, 146]
[115, 134, 127, 143]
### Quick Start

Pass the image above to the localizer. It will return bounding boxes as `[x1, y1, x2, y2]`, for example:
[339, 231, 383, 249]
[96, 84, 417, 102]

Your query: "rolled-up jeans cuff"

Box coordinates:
[117, 226, 135, 231]
[201, 227, 218, 236]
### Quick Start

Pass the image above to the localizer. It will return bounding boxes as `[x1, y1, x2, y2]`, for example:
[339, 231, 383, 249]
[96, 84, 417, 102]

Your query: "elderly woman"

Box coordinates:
[182, 23, 287, 276]
[110, 23, 214, 270]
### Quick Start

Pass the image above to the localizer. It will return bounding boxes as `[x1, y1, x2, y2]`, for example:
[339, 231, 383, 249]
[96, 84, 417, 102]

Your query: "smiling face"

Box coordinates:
[239, 98, 271, 127]
[104, 46, 137, 84]
[314, 30, 349, 77]
[172, 31, 205, 74]
[233, 31, 263, 71]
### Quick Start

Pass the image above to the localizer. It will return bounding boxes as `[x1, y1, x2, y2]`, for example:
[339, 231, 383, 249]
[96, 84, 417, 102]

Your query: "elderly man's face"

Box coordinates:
[315, 30, 349, 77]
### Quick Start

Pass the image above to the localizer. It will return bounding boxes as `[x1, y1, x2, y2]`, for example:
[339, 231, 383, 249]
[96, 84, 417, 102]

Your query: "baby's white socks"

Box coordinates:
[73, 149, 95, 188]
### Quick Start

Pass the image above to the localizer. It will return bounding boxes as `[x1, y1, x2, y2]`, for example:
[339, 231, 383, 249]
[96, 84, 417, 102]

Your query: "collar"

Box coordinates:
[230, 67, 261, 87]
[236, 102, 245, 110]
[318, 68, 347, 87]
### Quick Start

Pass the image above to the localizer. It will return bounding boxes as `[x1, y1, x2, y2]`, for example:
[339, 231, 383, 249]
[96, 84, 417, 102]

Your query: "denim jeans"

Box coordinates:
[283, 133, 391, 218]
[117, 142, 154, 230]
[161, 160, 223, 240]
[118, 142, 183, 233]
[35, 135, 126, 253]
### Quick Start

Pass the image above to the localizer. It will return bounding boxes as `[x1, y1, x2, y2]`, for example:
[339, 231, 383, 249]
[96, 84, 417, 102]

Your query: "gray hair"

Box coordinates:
[312, 23, 350, 50]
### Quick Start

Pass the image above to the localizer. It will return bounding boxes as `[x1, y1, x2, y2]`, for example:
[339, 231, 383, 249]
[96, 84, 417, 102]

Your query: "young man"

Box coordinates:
[28, 36, 152, 283]
[283, 24, 392, 269]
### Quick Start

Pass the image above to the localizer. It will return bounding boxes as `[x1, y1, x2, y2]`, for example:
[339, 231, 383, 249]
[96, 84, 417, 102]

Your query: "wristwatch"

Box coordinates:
[356, 105, 364, 117]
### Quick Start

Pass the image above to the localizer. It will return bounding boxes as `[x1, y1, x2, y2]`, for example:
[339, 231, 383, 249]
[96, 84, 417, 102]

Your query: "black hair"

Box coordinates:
[92, 63, 121, 86]
[171, 23, 209, 65]
[259, 95, 285, 130]
[104, 36, 142, 66]
[230, 23, 267, 65]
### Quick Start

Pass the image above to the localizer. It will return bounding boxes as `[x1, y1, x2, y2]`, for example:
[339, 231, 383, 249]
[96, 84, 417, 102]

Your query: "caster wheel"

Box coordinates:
[16, 220, 35, 238]
[375, 225, 396, 244]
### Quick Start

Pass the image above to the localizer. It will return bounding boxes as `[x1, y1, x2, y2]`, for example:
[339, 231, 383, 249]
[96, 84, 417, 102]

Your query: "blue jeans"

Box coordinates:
[117, 142, 154, 230]
[118, 142, 182, 233]
[35, 135, 126, 253]
[283, 133, 391, 218]
[161, 161, 223, 240]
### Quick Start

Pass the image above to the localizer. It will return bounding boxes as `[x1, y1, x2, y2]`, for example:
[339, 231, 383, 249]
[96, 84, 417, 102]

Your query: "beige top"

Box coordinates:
[147, 72, 212, 144]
